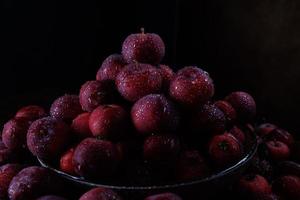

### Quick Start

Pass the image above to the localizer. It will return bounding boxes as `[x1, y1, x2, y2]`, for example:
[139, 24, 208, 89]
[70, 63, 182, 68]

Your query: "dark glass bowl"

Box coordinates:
[38, 129, 257, 200]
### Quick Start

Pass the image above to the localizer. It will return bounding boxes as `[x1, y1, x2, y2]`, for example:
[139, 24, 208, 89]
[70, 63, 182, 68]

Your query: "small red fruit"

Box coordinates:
[266, 140, 290, 161]
[273, 175, 300, 200]
[89, 105, 129, 140]
[2, 118, 30, 150]
[169, 66, 214, 107]
[208, 133, 243, 167]
[116, 63, 162, 102]
[256, 123, 277, 137]
[71, 113, 92, 138]
[121, 29, 165, 65]
[237, 174, 272, 199]
[27, 117, 70, 159]
[60, 148, 75, 175]
[267, 128, 294, 147]
[50, 94, 83, 122]
[79, 80, 114, 112]
[96, 54, 127, 81]
[143, 135, 180, 163]
[214, 100, 237, 125]
[8, 166, 55, 200]
[79, 187, 122, 200]
[176, 150, 209, 181]
[131, 94, 180, 135]
[15, 105, 46, 122]
[191, 103, 226, 135]
[225, 91, 256, 122]
[73, 138, 119, 179]
[144, 193, 182, 200]
[0, 164, 22, 199]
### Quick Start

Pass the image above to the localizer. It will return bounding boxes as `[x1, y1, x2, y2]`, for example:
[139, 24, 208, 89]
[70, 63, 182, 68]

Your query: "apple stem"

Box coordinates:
[140, 27, 145, 34]
[218, 141, 229, 151]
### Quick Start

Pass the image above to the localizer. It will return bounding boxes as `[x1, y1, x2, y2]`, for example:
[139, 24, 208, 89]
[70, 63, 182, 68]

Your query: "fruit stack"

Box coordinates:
[0, 29, 299, 200]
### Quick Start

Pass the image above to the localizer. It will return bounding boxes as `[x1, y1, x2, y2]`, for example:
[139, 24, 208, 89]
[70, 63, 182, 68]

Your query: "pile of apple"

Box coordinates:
[0, 29, 299, 200]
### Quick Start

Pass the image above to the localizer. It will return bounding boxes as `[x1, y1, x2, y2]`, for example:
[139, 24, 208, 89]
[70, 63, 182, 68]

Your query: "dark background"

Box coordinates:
[1, 0, 300, 134]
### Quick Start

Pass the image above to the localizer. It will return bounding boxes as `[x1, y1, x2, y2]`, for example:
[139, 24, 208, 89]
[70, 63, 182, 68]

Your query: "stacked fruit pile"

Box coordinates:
[0, 29, 299, 200]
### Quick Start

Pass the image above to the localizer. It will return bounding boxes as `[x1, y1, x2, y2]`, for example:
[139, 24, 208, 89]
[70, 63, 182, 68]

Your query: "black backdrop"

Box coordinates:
[1, 0, 300, 134]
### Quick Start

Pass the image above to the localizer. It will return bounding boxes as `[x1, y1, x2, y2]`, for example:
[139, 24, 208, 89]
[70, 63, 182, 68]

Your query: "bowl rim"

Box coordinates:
[38, 131, 258, 191]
